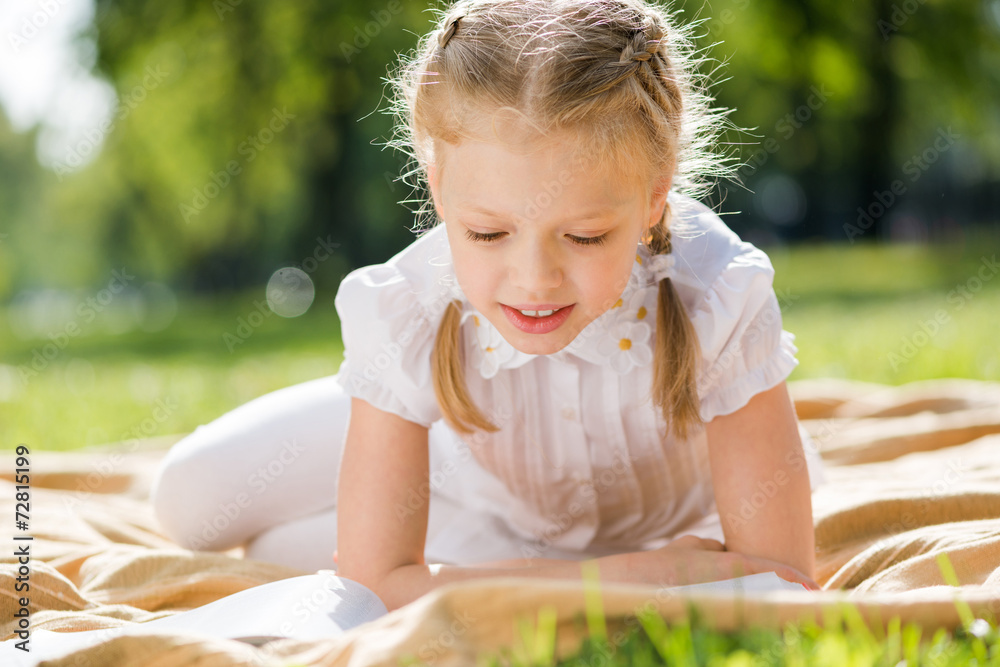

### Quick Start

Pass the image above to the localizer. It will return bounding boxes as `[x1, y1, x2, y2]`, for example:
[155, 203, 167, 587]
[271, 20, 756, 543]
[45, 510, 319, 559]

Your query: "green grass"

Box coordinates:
[396, 554, 1000, 667]
[1, 237, 998, 664]
[1, 233, 998, 450]
[0, 292, 344, 451]
[770, 232, 1000, 384]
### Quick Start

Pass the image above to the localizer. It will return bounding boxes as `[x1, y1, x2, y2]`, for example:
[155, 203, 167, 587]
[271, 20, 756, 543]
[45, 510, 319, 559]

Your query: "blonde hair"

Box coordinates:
[385, 0, 740, 441]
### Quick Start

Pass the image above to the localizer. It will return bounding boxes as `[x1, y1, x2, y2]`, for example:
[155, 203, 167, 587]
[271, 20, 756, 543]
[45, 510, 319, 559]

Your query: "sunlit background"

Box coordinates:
[1, 0, 998, 449]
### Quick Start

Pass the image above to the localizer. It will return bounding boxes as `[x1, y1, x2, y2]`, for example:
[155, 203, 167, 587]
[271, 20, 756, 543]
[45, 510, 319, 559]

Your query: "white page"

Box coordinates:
[664, 571, 809, 594]
[0, 570, 386, 667]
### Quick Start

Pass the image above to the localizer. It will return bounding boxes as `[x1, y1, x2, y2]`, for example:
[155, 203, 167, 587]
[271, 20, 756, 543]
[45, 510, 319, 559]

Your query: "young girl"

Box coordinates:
[151, 0, 828, 612]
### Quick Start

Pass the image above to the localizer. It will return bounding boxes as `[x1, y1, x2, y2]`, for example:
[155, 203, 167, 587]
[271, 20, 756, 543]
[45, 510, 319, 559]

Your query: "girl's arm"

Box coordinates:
[338, 393, 818, 613]
[336, 397, 639, 610]
[704, 380, 818, 583]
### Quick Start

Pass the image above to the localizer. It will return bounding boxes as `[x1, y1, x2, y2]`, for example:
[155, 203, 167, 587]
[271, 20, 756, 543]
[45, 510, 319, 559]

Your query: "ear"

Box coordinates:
[646, 175, 673, 231]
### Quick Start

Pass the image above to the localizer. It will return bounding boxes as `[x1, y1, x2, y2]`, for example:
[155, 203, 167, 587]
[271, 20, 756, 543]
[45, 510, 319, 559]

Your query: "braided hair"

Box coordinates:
[386, 0, 737, 441]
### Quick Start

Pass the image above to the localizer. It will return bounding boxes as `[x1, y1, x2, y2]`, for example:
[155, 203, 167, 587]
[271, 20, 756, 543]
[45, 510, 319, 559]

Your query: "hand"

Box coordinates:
[624, 535, 821, 591]
[332, 549, 338, 566]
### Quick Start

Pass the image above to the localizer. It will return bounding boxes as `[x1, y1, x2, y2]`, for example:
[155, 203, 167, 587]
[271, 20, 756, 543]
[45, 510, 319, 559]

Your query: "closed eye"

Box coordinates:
[464, 229, 608, 247]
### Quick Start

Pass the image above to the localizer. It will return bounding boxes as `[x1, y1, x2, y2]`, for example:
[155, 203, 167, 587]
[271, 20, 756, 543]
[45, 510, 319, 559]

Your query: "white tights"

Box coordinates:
[149, 375, 634, 572]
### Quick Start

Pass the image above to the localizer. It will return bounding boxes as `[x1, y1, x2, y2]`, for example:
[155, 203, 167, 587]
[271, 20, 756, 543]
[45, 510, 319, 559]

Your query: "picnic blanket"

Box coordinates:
[2, 377, 1000, 665]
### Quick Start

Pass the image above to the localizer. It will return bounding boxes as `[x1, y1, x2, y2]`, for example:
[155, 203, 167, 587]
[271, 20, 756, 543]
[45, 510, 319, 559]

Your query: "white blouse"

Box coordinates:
[333, 193, 826, 554]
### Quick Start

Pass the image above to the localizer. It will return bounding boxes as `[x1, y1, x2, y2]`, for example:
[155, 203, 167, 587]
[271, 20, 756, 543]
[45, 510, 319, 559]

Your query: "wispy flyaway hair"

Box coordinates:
[381, 0, 741, 441]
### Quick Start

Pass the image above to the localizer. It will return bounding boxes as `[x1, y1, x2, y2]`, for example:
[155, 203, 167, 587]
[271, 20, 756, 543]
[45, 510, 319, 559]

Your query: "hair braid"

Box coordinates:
[387, 0, 739, 439]
[643, 203, 704, 441]
[439, 15, 461, 49]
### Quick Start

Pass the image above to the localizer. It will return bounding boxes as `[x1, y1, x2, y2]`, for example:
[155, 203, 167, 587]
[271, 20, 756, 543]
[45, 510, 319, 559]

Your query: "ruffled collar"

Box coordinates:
[444, 243, 699, 379]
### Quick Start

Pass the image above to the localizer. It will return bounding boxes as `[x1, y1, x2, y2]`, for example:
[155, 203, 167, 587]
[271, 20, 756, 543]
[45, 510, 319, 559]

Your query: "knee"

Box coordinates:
[149, 433, 249, 552]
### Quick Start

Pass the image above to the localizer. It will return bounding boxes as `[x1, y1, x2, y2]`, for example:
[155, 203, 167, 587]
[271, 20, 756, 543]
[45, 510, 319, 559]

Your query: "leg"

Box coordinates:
[242, 487, 488, 572]
[150, 375, 349, 552]
[243, 418, 591, 571]
[242, 429, 537, 571]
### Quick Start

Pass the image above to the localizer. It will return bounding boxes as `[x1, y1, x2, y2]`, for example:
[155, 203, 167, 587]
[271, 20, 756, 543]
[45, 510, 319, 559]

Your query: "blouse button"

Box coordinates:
[561, 407, 576, 421]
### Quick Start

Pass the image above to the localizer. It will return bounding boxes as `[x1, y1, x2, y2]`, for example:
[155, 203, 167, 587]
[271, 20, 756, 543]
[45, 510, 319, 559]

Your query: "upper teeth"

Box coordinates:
[519, 308, 560, 317]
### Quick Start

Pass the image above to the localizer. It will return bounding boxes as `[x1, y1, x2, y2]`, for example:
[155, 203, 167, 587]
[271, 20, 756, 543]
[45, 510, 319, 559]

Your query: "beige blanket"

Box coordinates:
[2, 378, 999, 665]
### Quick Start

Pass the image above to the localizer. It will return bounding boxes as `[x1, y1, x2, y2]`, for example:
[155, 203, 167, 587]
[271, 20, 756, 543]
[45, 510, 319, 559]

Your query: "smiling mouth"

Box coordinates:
[500, 304, 575, 334]
[514, 307, 566, 318]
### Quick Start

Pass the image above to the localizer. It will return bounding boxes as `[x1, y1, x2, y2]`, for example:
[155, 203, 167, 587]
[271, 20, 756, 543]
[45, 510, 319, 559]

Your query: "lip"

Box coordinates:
[501, 303, 575, 334]
[506, 303, 571, 310]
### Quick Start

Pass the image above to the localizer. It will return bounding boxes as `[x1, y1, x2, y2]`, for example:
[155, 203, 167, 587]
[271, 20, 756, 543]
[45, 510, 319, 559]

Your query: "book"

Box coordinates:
[665, 570, 810, 594]
[0, 570, 385, 666]
[1, 569, 807, 665]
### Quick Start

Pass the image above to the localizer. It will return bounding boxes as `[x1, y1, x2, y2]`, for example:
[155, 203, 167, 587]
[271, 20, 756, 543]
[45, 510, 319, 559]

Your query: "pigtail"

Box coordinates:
[646, 204, 704, 441]
[385, 0, 741, 440]
[431, 299, 500, 435]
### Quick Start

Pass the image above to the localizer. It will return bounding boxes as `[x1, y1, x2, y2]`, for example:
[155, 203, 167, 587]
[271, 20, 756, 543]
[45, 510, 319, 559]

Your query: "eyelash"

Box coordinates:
[464, 229, 609, 247]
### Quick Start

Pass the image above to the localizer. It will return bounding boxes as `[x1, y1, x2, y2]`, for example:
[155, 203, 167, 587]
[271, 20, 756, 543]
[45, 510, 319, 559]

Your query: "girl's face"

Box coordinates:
[429, 132, 670, 356]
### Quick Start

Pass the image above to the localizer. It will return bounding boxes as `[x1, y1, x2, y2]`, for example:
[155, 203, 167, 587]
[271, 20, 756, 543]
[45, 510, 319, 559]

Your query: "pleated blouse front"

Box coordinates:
[333, 193, 823, 553]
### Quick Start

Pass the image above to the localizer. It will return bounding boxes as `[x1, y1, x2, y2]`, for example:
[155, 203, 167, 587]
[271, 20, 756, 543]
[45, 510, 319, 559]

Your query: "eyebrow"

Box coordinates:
[459, 203, 621, 222]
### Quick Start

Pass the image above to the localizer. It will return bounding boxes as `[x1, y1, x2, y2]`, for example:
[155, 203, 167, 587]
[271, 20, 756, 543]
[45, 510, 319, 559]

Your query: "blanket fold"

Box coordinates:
[2, 378, 999, 665]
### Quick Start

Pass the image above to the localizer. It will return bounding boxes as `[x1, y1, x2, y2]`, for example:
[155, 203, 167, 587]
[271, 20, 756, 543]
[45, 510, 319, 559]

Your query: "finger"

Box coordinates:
[795, 573, 822, 591]
[667, 534, 700, 548]
[700, 538, 725, 551]
[670, 534, 724, 551]
[740, 556, 819, 590]
[773, 566, 820, 590]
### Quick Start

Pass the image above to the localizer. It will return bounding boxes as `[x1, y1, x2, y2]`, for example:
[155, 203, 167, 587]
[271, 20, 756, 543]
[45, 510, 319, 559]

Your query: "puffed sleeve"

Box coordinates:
[333, 225, 457, 428]
[690, 249, 800, 423]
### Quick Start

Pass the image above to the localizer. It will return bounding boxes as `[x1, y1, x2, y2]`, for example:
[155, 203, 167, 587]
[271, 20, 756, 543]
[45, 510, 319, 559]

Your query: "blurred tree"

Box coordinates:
[1, 0, 998, 296]
[684, 0, 1000, 245]
[37, 0, 435, 293]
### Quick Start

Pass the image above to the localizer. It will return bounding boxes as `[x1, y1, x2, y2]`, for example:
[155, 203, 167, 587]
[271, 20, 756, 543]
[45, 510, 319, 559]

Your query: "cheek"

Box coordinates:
[453, 256, 492, 301]
[581, 259, 632, 309]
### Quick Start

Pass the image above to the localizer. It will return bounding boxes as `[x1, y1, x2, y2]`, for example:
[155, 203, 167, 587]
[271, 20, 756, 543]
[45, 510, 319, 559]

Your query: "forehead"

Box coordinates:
[437, 136, 647, 209]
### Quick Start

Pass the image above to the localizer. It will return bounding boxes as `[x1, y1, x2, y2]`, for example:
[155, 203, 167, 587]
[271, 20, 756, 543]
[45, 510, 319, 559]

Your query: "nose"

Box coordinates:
[509, 236, 563, 292]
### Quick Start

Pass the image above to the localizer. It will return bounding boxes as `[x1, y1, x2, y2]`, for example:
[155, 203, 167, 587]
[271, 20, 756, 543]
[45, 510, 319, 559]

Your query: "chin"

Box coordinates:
[506, 332, 570, 356]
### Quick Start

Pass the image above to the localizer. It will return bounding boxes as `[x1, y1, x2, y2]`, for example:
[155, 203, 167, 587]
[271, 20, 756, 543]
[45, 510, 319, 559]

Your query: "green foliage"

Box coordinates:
[2, 236, 997, 450]
[397, 600, 1000, 666]
[0, 291, 342, 451]
[2, 0, 439, 296]
[455, 553, 1000, 666]
[1, 0, 999, 298]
